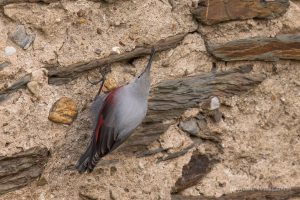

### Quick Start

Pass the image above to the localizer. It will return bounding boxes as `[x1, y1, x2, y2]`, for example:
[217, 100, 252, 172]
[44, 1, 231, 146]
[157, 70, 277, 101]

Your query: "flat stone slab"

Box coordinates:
[172, 153, 217, 193]
[0, 0, 59, 6]
[9, 25, 35, 50]
[209, 34, 300, 61]
[0, 147, 49, 195]
[172, 187, 300, 200]
[192, 0, 290, 25]
[121, 65, 266, 152]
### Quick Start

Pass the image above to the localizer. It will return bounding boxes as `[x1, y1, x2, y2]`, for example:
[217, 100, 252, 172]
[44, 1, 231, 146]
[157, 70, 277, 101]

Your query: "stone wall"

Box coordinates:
[0, 0, 299, 199]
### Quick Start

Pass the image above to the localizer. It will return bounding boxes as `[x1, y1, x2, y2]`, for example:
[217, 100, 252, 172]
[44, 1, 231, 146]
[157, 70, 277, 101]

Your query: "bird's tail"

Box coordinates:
[75, 141, 99, 173]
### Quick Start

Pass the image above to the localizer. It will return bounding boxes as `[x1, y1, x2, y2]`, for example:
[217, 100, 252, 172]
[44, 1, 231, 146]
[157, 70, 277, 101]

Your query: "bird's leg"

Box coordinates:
[87, 74, 101, 85]
[96, 65, 111, 97]
[96, 78, 105, 97]
[86, 66, 111, 99]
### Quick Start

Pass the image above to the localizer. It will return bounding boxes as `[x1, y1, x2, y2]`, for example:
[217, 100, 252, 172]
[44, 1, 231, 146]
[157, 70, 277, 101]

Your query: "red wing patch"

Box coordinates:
[95, 115, 104, 142]
[94, 87, 120, 142]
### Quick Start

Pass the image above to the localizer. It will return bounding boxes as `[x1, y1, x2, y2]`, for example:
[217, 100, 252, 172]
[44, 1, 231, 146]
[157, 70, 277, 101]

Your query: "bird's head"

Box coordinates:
[133, 47, 156, 96]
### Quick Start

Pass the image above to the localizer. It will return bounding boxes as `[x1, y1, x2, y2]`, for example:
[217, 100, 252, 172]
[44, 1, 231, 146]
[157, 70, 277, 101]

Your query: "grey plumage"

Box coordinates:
[76, 48, 156, 173]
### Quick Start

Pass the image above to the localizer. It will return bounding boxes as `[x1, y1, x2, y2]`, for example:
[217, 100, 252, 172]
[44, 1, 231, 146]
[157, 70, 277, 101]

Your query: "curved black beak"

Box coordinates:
[138, 47, 156, 78]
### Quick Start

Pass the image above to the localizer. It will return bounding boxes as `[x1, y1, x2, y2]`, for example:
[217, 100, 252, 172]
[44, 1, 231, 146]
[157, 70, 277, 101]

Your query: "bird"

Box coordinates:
[76, 48, 156, 173]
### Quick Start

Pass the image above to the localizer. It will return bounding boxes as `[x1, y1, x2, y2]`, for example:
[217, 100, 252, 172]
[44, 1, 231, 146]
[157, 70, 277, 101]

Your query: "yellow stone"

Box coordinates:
[78, 18, 87, 24]
[104, 77, 118, 92]
[48, 97, 78, 124]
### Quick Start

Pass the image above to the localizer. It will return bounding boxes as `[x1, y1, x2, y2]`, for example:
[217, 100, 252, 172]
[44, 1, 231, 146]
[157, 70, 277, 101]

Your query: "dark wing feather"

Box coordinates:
[87, 124, 116, 172]
[76, 89, 120, 173]
[90, 94, 107, 129]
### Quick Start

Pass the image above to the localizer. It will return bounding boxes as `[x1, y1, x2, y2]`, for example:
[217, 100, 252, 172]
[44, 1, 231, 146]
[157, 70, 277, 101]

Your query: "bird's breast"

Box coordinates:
[116, 93, 148, 131]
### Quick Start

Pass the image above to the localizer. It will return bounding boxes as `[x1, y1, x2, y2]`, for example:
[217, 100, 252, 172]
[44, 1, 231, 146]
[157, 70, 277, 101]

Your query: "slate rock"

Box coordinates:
[209, 34, 300, 61]
[192, 0, 290, 25]
[172, 187, 300, 200]
[179, 119, 199, 136]
[172, 153, 217, 193]
[0, 61, 11, 70]
[0, 0, 59, 6]
[0, 147, 49, 195]
[9, 25, 35, 49]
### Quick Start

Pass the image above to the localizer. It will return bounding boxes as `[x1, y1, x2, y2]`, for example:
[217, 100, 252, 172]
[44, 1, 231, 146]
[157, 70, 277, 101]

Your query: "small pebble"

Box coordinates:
[0, 94, 7, 102]
[5, 46, 16, 56]
[197, 118, 207, 130]
[271, 94, 277, 101]
[111, 46, 121, 54]
[96, 28, 102, 34]
[9, 25, 35, 49]
[31, 68, 48, 82]
[78, 18, 87, 24]
[179, 119, 199, 136]
[123, 67, 136, 76]
[104, 77, 118, 91]
[210, 96, 220, 110]
[109, 190, 118, 200]
[77, 9, 85, 17]
[211, 110, 223, 123]
[138, 161, 144, 170]
[119, 41, 125, 46]
[27, 81, 40, 98]
[48, 97, 78, 124]
[36, 177, 48, 186]
[0, 61, 11, 70]
[110, 166, 117, 176]
[191, 0, 198, 8]
[94, 48, 102, 55]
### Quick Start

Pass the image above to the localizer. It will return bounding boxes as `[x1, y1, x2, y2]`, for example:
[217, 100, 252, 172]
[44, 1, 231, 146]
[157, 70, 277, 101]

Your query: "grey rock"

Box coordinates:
[179, 119, 199, 136]
[0, 94, 7, 102]
[210, 96, 220, 110]
[195, 113, 208, 130]
[9, 25, 35, 49]
[4, 46, 16, 56]
[0, 61, 11, 70]
[197, 118, 207, 130]
[210, 110, 223, 123]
